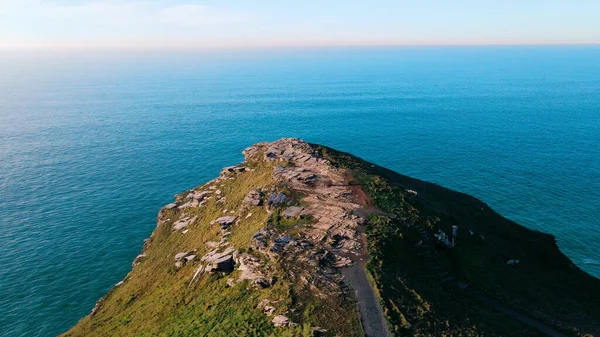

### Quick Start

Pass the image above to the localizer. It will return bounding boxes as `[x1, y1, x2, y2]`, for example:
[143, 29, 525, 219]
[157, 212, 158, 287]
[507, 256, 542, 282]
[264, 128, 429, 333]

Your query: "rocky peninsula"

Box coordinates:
[63, 139, 600, 337]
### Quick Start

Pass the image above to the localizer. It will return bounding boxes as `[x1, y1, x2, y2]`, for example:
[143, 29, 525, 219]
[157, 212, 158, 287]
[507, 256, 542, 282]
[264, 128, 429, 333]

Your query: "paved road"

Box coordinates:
[342, 265, 392, 337]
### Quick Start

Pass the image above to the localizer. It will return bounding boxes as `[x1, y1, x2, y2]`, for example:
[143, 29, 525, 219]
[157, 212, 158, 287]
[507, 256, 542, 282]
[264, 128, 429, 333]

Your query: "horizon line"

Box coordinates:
[1, 41, 599, 52]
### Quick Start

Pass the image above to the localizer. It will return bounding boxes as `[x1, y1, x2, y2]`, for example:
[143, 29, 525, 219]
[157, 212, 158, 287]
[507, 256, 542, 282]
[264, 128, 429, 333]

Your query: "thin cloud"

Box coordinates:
[1, 1, 246, 37]
[159, 5, 245, 27]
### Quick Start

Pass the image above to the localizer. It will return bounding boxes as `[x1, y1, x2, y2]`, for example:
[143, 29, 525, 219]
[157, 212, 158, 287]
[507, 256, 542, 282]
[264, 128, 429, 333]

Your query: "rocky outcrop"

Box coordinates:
[282, 206, 303, 218]
[243, 189, 263, 206]
[65, 138, 600, 337]
[172, 216, 197, 231]
[211, 216, 237, 229]
[272, 315, 296, 327]
[267, 192, 290, 207]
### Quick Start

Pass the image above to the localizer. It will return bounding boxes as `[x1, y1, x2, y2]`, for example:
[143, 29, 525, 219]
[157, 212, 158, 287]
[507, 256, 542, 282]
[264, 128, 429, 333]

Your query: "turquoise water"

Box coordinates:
[0, 46, 599, 336]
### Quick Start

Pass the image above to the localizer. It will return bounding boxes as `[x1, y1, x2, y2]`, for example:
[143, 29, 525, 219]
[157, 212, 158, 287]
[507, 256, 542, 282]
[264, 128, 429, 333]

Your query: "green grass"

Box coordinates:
[314, 144, 600, 337]
[63, 157, 362, 337]
[65, 142, 600, 337]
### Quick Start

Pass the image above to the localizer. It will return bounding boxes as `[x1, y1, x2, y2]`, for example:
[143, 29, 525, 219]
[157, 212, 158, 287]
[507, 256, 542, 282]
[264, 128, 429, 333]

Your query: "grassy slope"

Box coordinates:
[63, 159, 362, 337]
[314, 144, 600, 337]
[64, 143, 599, 337]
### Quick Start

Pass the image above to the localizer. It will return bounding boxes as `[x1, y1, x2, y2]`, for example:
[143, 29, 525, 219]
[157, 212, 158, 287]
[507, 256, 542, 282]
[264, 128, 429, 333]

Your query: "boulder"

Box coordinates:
[201, 247, 236, 274]
[172, 216, 197, 231]
[263, 305, 276, 316]
[174, 252, 188, 261]
[211, 216, 237, 228]
[210, 254, 234, 273]
[251, 228, 272, 250]
[243, 189, 263, 206]
[193, 190, 211, 200]
[221, 166, 246, 175]
[132, 254, 146, 267]
[507, 259, 520, 265]
[268, 192, 289, 207]
[163, 203, 177, 210]
[254, 277, 271, 288]
[282, 206, 303, 218]
[272, 315, 294, 327]
[311, 327, 328, 336]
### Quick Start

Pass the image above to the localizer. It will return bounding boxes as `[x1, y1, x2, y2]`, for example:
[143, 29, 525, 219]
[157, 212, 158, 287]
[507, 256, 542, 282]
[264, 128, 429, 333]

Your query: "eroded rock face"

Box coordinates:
[245, 138, 365, 266]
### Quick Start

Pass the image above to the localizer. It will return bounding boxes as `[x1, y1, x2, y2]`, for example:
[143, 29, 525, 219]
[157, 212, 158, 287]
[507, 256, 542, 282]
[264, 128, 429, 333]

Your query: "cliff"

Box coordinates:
[63, 138, 600, 337]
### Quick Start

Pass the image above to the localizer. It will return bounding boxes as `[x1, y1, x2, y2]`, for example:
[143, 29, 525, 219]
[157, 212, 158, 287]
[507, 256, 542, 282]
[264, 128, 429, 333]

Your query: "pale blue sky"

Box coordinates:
[1, 0, 599, 49]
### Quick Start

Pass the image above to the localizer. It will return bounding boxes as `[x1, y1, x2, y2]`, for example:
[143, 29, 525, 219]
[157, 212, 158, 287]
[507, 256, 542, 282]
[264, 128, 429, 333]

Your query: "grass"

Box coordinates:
[314, 144, 600, 336]
[64, 142, 600, 337]
[63, 157, 362, 337]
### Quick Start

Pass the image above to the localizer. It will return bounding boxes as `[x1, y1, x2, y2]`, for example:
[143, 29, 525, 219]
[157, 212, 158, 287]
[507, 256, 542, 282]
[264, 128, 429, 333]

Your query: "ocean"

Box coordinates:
[0, 46, 599, 336]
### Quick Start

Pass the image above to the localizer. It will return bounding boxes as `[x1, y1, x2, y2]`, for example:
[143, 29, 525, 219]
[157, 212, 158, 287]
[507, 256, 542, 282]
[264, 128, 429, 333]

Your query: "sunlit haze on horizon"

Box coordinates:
[1, 0, 600, 50]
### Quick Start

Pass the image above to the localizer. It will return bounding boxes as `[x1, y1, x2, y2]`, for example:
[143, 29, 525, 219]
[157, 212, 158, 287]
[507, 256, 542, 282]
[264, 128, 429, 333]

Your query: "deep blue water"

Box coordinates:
[0, 46, 599, 336]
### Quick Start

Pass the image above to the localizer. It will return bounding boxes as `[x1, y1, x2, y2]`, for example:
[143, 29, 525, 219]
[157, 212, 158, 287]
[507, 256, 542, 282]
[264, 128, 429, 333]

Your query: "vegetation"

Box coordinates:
[64, 158, 361, 337]
[315, 144, 600, 336]
[64, 142, 600, 337]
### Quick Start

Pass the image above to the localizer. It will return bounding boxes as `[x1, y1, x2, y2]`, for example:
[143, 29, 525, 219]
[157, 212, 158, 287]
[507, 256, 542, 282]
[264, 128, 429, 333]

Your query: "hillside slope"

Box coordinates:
[64, 139, 600, 337]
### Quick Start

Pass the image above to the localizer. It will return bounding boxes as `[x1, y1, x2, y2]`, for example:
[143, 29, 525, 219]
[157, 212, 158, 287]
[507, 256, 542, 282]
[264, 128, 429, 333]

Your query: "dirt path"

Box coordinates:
[342, 265, 392, 337]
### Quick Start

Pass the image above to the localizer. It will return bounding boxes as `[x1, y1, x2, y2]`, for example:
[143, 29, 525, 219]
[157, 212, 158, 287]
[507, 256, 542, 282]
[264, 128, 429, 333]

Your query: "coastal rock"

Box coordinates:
[272, 315, 296, 327]
[174, 252, 188, 261]
[163, 203, 177, 210]
[267, 192, 289, 207]
[311, 327, 327, 336]
[172, 216, 197, 231]
[282, 206, 304, 218]
[243, 189, 263, 206]
[236, 252, 269, 286]
[132, 254, 146, 267]
[251, 228, 273, 251]
[263, 305, 276, 316]
[211, 216, 237, 229]
[221, 165, 246, 175]
[201, 247, 236, 274]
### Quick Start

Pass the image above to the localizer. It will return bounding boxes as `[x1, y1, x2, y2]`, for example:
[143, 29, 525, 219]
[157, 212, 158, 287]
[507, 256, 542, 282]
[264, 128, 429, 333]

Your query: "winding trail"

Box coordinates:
[342, 265, 392, 337]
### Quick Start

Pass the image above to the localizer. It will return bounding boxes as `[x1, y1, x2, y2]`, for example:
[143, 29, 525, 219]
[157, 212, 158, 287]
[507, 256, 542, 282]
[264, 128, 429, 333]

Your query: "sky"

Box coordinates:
[1, 0, 599, 49]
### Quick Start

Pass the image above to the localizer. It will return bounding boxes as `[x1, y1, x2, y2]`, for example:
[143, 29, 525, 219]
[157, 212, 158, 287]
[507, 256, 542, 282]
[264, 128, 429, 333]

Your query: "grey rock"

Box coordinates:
[132, 254, 146, 267]
[254, 277, 271, 288]
[282, 206, 304, 218]
[311, 327, 327, 336]
[211, 254, 234, 273]
[201, 247, 236, 274]
[211, 216, 237, 228]
[174, 252, 188, 261]
[263, 305, 276, 316]
[272, 315, 293, 327]
[243, 189, 263, 206]
[267, 192, 289, 207]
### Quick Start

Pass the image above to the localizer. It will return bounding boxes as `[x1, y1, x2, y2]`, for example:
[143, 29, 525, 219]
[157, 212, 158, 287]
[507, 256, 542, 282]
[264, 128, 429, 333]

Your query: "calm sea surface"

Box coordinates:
[1, 46, 599, 336]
